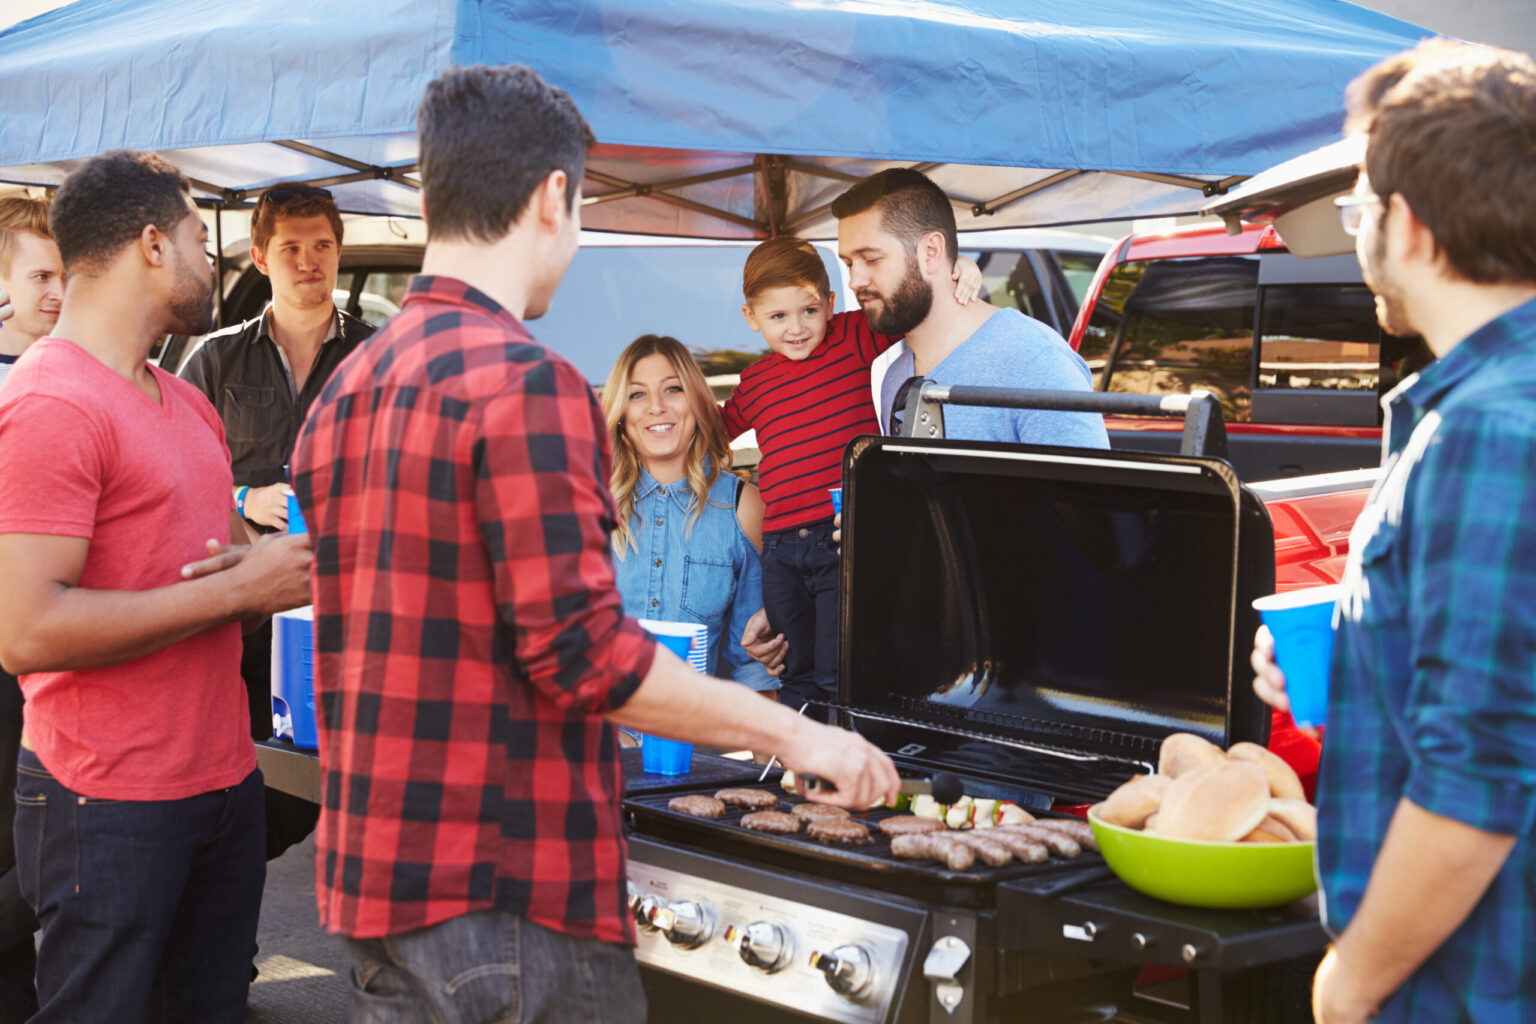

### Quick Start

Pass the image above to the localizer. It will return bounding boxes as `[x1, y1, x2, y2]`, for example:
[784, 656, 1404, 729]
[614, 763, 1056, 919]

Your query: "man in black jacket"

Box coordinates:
[181, 184, 374, 862]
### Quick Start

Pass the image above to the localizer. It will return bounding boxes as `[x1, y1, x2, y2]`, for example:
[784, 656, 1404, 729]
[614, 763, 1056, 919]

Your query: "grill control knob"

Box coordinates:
[733, 921, 792, 973]
[811, 944, 875, 1001]
[663, 900, 712, 949]
[633, 894, 666, 933]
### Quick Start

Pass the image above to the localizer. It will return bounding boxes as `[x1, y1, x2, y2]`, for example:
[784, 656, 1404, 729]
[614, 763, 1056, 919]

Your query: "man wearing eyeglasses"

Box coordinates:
[179, 185, 374, 867]
[1250, 40, 1536, 1024]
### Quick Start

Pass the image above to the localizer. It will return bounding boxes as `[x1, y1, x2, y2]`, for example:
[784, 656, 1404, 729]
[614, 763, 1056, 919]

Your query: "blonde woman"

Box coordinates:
[602, 335, 781, 693]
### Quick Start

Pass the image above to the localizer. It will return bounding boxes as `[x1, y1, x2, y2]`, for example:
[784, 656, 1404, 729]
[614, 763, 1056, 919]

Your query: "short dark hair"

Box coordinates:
[830, 168, 958, 268]
[1346, 40, 1536, 285]
[252, 184, 345, 252]
[417, 64, 595, 244]
[50, 151, 194, 274]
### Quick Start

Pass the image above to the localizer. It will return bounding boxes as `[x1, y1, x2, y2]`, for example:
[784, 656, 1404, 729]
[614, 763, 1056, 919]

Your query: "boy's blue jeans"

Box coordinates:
[761, 519, 841, 718]
[343, 909, 646, 1023]
[13, 748, 265, 1024]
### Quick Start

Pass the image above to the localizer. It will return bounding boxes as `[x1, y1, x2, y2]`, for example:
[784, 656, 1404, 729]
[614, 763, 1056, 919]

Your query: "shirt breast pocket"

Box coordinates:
[680, 555, 735, 621]
[222, 384, 276, 444]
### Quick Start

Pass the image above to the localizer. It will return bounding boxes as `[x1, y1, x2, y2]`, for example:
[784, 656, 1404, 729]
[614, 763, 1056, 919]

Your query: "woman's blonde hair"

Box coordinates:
[601, 335, 734, 556]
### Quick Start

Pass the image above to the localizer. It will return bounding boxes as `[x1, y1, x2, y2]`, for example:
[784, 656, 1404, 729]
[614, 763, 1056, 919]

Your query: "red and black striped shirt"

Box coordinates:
[722, 311, 897, 532]
[292, 276, 657, 944]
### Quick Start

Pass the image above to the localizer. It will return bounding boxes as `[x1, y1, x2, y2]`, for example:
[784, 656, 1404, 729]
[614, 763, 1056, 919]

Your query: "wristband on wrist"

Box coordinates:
[235, 485, 249, 517]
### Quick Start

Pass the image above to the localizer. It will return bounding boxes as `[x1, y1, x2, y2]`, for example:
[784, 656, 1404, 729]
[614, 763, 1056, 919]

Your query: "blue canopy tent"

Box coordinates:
[0, 0, 1428, 236]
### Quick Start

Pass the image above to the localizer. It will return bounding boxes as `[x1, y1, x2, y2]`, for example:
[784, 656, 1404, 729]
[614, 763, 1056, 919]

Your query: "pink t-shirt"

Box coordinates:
[0, 337, 252, 800]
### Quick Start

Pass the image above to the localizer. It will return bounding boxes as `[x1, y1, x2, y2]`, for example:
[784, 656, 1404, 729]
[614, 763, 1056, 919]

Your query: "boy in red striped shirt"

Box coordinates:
[722, 238, 977, 714]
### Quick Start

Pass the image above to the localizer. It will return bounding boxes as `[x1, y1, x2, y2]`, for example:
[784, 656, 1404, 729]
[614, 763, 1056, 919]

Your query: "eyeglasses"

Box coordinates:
[1334, 192, 1383, 237]
[888, 374, 925, 436]
[257, 186, 334, 208]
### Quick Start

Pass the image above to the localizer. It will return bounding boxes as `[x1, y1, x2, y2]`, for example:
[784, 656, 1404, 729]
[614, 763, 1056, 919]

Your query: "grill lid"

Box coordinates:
[834, 437, 1273, 804]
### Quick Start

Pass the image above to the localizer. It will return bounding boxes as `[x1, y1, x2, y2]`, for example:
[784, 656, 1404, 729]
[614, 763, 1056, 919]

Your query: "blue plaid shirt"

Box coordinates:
[1317, 296, 1536, 1022]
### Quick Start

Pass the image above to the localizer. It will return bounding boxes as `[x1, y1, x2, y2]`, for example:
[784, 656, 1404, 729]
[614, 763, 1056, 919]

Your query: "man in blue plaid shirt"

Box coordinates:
[1252, 40, 1536, 1024]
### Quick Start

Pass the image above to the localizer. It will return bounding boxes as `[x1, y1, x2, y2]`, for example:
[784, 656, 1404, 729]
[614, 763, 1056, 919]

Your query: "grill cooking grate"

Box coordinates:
[624, 786, 1106, 889]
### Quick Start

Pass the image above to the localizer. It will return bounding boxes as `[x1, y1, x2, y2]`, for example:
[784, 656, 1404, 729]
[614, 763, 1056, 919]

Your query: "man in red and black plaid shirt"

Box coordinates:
[292, 65, 899, 1023]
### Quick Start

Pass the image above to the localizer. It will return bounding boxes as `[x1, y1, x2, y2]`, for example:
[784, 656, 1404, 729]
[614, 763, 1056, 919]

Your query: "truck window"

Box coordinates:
[1053, 250, 1102, 308]
[349, 271, 410, 327]
[1083, 256, 1259, 422]
[1255, 285, 1380, 393]
[966, 249, 1054, 326]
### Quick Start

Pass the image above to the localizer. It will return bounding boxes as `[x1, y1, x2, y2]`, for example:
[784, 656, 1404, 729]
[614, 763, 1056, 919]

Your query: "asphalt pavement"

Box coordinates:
[246, 836, 351, 1023]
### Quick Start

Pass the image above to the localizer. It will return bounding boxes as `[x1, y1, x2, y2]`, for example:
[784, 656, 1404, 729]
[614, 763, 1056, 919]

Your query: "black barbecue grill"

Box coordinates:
[624, 400, 1326, 1024]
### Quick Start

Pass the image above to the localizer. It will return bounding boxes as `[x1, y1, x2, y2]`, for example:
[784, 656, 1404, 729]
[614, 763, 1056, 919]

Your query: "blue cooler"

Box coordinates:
[271, 606, 318, 749]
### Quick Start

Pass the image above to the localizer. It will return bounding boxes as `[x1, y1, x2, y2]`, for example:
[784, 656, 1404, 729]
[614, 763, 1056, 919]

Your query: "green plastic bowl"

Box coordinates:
[1087, 807, 1318, 909]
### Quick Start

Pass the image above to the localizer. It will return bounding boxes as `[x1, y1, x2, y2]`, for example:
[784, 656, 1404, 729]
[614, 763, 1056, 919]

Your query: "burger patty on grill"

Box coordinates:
[806, 818, 871, 844]
[791, 802, 851, 822]
[741, 810, 801, 834]
[715, 788, 780, 810]
[877, 815, 948, 836]
[668, 795, 726, 819]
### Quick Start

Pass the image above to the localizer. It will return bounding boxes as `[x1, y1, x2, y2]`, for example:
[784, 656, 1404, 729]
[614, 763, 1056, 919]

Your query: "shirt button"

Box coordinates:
[798, 528, 810, 538]
[656, 517, 664, 526]
[651, 599, 660, 608]
[654, 559, 663, 567]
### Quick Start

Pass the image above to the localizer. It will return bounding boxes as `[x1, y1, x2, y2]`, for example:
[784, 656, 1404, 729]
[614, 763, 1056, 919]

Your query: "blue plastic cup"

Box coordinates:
[638, 622, 694, 774]
[1253, 584, 1342, 729]
[287, 490, 307, 535]
[828, 487, 842, 516]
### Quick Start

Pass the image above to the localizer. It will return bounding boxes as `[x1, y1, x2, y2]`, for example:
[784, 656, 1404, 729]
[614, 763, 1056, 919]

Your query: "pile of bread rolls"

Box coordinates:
[1094, 733, 1317, 843]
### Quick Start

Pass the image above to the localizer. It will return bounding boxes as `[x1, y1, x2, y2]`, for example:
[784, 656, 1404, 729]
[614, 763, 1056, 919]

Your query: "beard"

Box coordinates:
[1360, 223, 1416, 339]
[169, 249, 216, 336]
[862, 253, 934, 336]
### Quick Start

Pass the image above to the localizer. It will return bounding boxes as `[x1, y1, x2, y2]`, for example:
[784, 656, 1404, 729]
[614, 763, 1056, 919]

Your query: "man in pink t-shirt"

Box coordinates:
[0, 152, 312, 1024]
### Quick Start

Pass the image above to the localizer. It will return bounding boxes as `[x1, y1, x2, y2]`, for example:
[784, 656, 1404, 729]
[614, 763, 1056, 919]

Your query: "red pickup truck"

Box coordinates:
[1067, 222, 1429, 482]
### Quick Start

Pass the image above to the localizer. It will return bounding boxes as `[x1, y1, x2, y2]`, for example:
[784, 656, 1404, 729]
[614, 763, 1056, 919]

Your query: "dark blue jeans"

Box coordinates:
[343, 909, 646, 1023]
[761, 519, 841, 717]
[13, 749, 266, 1024]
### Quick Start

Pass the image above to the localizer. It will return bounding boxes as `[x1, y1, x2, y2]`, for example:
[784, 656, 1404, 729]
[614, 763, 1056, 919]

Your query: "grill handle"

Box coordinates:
[900, 383, 1229, 459]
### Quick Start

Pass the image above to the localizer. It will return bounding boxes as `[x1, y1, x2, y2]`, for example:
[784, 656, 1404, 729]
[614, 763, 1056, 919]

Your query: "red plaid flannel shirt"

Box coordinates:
[292, 276, 657, 943]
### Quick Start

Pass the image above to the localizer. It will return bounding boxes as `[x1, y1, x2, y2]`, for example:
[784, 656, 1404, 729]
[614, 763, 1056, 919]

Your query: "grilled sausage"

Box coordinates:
[889, 833, 976, 871]
[877, 815, 947, 837]
[979, 829, 1049, 864]
[668, 795, 726, 819]
[947, 831, 1013, 867]
[1028, 818, 1098, 852]
[994, 823, 1081, 858]
[716, 788, 781, 810]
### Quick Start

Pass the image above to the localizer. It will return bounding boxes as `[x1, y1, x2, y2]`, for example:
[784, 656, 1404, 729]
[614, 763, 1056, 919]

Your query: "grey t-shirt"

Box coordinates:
[880, 308, 1110, 448]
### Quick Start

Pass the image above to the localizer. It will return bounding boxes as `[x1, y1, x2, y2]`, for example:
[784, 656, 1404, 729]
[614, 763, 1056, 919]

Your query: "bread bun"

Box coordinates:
[1158, 733, 1227, 778]
[1266, 798, 1317, 841]
[1227, 742, 1305, 801]
[1240, 814, 1299, 843]
[1095, 774, 1171, 830]
[1144, 812, 1161, 832]
[1157, 762, 1269, 842]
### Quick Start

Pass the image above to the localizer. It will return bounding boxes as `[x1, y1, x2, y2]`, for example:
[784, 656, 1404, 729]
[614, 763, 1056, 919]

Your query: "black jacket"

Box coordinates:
[180, 306, 374, 491]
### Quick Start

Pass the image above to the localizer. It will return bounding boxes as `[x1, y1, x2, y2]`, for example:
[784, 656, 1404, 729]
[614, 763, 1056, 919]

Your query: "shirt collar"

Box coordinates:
[1394, 295, 1536, 416]
[258, 302, 342, 345]
[402, 275, 524, 332]
[635, 461, 711, 509]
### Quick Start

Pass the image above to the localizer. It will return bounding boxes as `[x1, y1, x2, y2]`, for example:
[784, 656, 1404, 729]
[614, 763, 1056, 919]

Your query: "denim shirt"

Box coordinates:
[613, 463, 774, 691]
[1317, 296, 1536, 1021]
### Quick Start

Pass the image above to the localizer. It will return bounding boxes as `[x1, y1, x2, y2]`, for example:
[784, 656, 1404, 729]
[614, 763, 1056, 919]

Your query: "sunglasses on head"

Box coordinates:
[258, 186, 334, 207]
